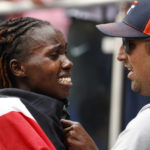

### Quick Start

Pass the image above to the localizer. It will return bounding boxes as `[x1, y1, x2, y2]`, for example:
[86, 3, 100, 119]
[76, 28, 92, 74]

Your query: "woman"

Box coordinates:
[0, 17, 73, 150]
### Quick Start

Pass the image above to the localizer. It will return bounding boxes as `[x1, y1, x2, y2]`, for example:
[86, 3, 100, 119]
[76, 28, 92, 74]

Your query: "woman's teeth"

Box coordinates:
[58, 77, 71, 84]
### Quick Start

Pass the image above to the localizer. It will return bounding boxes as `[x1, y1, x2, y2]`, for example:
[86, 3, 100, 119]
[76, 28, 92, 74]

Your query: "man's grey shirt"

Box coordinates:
[112, 104, 150, 150]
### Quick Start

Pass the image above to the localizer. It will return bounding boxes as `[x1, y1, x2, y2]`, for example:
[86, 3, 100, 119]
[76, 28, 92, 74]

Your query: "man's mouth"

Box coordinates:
[124, 63, 133, 70]
[124, 64, 133, 79]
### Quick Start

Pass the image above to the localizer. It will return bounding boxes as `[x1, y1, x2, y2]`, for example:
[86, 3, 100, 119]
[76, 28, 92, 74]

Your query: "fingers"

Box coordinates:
[61, 119, 75, 128]
[63, 126, 72, 133]
[61, 119, 99, 150]
[61, 119, 82, 134]
[61, 119, 82, 140]
[61, 119, 82, 128]
[61, 119, 79, 135]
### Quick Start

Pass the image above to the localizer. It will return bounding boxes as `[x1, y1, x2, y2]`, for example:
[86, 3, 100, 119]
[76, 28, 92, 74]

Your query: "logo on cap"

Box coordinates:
[144, 20, 150, 35]
[127, 0, 139, 15]
[133, 1, 139, 5]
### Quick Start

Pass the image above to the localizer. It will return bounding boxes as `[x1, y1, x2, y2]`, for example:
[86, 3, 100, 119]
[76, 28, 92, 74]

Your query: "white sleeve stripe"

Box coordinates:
[0, 97, 36, 121]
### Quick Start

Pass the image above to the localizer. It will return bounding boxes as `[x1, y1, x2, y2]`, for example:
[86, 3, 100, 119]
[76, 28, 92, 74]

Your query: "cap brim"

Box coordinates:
[96, 22, 149, 38]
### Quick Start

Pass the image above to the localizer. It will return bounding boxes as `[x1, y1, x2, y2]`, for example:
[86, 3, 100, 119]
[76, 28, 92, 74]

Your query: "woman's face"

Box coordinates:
[20, 25, 73, 99]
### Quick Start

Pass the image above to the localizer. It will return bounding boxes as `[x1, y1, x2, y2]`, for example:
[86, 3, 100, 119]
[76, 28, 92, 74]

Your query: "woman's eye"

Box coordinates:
[49, 52, 59, 59]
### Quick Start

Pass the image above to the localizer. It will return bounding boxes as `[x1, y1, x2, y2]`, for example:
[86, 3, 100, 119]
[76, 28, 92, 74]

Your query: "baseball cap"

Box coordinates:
[96, 0, 150, 38]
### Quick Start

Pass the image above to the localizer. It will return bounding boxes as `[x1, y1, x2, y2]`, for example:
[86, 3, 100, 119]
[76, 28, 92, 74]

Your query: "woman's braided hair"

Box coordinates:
[0, 17, 50, 89]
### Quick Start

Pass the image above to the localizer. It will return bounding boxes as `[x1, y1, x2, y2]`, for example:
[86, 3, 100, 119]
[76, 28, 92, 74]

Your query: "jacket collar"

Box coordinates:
[0, 88, 69, 119]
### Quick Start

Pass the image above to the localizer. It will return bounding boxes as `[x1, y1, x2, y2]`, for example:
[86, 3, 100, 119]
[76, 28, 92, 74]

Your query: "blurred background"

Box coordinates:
[1, 0, 150, 150]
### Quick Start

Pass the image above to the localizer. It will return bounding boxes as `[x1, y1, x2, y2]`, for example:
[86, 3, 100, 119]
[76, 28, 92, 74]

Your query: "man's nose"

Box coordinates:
[117, 45, 128, 61]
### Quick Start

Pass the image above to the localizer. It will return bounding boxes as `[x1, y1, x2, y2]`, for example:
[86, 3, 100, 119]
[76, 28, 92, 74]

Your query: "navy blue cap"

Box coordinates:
[96, 0, 150, 38]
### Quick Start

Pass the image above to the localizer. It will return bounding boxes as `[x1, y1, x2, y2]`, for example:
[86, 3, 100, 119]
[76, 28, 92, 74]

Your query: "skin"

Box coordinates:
[117, 39, 150, 96]
[61, 119, 99, 150]
[10, 25, 73, 100]
[61, 39, 150, 150]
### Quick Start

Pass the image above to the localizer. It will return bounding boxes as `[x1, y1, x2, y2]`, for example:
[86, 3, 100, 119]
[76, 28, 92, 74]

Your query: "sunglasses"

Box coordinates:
[122, 38, 150, 54]
[122, 38, 130, 54]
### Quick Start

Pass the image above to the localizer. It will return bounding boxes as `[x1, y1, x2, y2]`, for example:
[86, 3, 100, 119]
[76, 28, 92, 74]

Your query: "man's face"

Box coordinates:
[117, 39, 150, 96]
[21, 25, 73, 99]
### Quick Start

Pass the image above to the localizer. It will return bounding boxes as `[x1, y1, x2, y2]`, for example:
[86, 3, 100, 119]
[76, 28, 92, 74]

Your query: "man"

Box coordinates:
[61, 0, 150, 149]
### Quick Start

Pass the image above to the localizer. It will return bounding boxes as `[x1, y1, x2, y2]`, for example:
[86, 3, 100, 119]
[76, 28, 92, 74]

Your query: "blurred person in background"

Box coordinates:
[7, 0, 71, 39]
[0, 16, 73, 150]
[61, 0, 150, 150]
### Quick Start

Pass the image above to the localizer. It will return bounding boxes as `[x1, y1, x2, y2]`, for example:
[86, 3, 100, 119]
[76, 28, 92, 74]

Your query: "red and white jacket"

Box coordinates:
[0, 88, 68, 150]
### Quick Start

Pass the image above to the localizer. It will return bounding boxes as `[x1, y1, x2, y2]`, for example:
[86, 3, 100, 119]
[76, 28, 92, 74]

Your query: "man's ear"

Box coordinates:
[9, 59, 26, 77]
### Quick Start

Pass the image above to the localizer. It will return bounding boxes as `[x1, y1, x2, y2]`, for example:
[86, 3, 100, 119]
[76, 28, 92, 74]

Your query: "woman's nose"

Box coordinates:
[117, 45, 128, 61]
[61, 55, 73, 70]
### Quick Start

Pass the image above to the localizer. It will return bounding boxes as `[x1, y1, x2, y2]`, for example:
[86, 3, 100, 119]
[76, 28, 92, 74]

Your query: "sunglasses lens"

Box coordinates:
[122, 38, 130, 54]
[122, 38, 150, 54]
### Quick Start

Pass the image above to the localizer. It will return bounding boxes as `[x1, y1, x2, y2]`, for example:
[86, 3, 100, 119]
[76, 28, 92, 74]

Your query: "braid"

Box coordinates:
[0, 17, 50, 88]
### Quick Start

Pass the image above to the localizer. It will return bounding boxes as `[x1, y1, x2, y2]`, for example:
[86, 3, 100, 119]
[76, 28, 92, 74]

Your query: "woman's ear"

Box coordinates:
[9, 59, 26, 77]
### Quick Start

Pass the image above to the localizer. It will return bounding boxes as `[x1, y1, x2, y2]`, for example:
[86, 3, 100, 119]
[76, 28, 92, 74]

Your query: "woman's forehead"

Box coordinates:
[20, 25, 66, 54]
[28, 25, 57, 39]
[24, 25, 65, 46]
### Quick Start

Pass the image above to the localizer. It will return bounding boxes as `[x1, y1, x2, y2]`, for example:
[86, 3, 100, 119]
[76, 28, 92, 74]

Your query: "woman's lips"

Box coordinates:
[58, 77, 72, 87]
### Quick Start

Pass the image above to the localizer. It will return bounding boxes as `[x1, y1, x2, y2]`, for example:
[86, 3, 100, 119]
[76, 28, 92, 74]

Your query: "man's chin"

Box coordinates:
[131, 81, 141, 94]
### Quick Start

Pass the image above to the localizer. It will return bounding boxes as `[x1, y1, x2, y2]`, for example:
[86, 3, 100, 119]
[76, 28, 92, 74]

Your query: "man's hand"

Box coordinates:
[61, 119, 99, 150]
